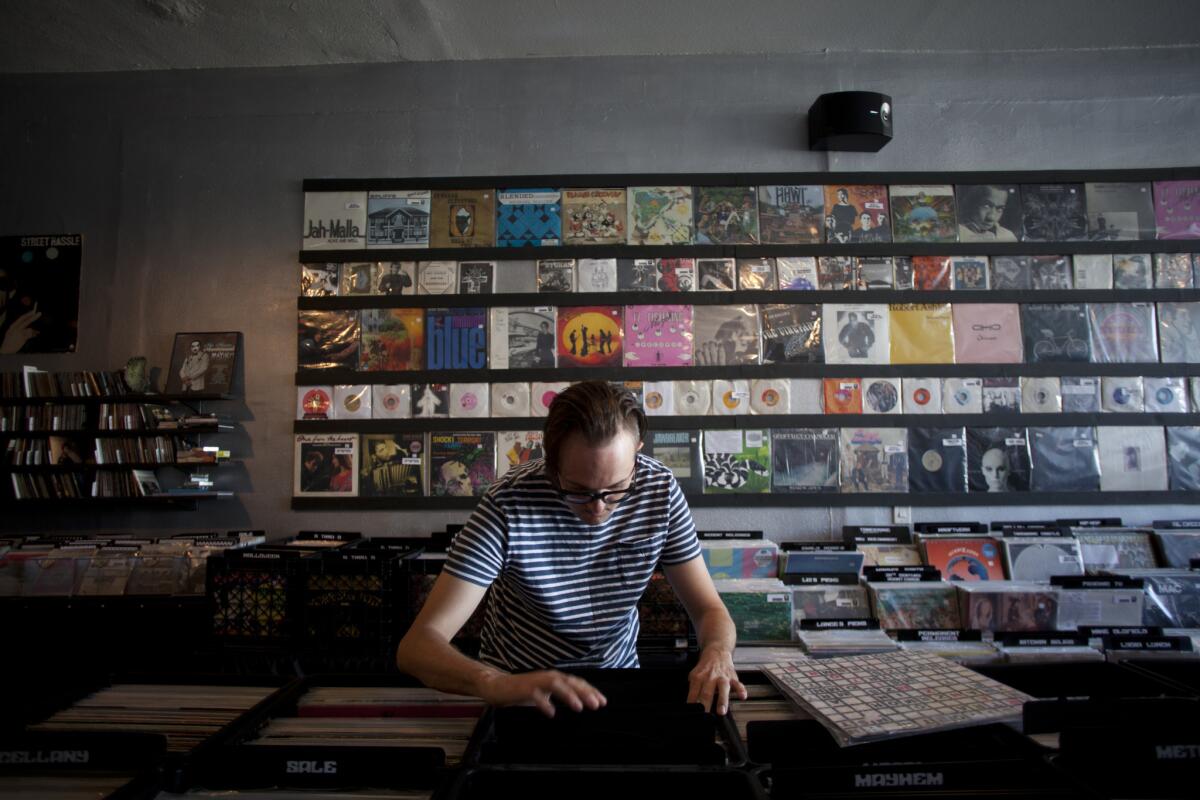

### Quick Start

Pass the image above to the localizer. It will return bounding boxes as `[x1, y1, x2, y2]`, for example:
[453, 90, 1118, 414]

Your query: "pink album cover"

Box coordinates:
[623, 304, 694, 367]
[1154, 181, 1200, 239]
[952, 303, 1023, 364]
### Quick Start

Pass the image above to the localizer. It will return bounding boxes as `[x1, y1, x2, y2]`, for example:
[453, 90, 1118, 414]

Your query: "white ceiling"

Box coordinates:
[2, 0, 1200, 74]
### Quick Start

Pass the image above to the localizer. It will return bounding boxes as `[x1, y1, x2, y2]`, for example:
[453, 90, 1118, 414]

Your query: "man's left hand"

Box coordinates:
[686, 646, 747, 715]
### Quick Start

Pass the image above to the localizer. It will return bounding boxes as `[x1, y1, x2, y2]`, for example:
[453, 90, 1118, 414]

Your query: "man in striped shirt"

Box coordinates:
[397, 381, 746, 716]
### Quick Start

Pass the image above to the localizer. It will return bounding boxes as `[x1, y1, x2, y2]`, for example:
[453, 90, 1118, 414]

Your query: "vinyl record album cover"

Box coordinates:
[493, 259, 538, 293]
[989, 256, 1031, 290]
[696, 258, 736, 291]
[903, 378, 943, 414]
[488, 307, 556, 369]
[303, 191, 366, 250]
[1020, 183, 1087, 241]
[1029, 426, 1100, 492]
[338, 262, 382, 295]
[366, 190, 431, 248]
[1020, 377, 1062, 413]
[1087, 302, 1158, 363]
[922, 536, 1005, 581]
[1098, 426, 1168, 491]
[907, 427, 967, 494]
[1061, 376, 1101, 413]
[297, 386, 332, 420]
[1084, 181, 1155, 241]
[750, 378, 790, 415]
[294, 433, 359, 497]
[449, 382, 490, 418]
[1072, 254, 1113, 289]
[736, 258, 776, 290]
[371, 384, 411, 419]
[429, 432, 495, 497]
[166, 331, 239, 394]
[1073, 529, 1159, 573]
[497, 430, 545, 481]
[357, 307, 425, 371]
[1144, 377, 1189, 413]
[333, 384, 371, 420]
[817, 255, 856, 290]
[943, 378, 984, 414]
[790, 378, 824, 413]
[892, 257, 915, 290]
[628, 186, 694, 245]
[1153, 180, 1200, 239]
[576, 258, 619, 292]
[458, 261, 495, 294]
[641, 380, 673, 416]
[1029, 256, 1073, 290]
[951, 256, 989, 290]
[693, 304, 760, 366]
[760, 304, 823, 364]
[839, 428, 908, 493]
[617, 258, 659, 292]
[496, 188, 562, 247]
[1021, 303, 1091, 363]
[823, 304, 890, 364]
[1113, 253, 1153, 289]
[426, 307, 486, 370]
[656, 257, 695, 292]
[856, 257, 895, 290]
[673, 379, 711, 415]
[562, 188, 627, 245]
[417, 260, 457, 295]
[623, 304, 693, 367]
[982, 377, 1021, 414]
[377, 261, 418, 295]
[530, 381, 570, 416]
[823, 378, 862, 414]
[412, 383, 450, 418]
[1003, 538, 1084, 581]
[711, 379, 751, 415]
[1155, 252, 1194, 289]
[771, 428, 839, 493]
[967, 427, 1030, 493]
[1102, 376, 1144, 412]
[301, 264, 339, 297]
[759, 185, 823, 244]
[429, 189, 495, 248]
[491, 382, 531, 417]
[556, 306, 623, 367]
[1167, 426, 1200, 491]
[889, 303, 954, 364]
[298, 310, 360, 370]
[360, 433, 424, 497]
[536, 258, 576, 293]
[1158, 302, 1200, 363]
[912, 256, 952, 290]
[869, 582, 961, 630]
[955, 184, 1021, 242]
[702, 429, 771, 494]
[645, 429, 702, 494]
[950, 302, 1027, 364]
[890, 185, 957, 243]
[823, 184, 890, 244]
[863, 377, 902, 414]
[694, 186, 759, 244]
[957, 583, 1059, 632]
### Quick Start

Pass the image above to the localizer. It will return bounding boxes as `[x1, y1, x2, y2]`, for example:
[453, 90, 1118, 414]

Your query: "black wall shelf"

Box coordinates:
[0, 393, 234, 404]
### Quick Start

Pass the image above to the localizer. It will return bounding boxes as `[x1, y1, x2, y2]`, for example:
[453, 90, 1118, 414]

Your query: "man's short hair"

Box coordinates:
[543, 381, 646, 476]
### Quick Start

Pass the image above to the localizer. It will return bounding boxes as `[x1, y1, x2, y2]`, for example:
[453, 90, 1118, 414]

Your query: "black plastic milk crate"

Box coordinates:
[1120, 659, 1200, 697]
[443, 765, 768, 800]
[298, 549, 413, 656]
[206, 548, 313, 648]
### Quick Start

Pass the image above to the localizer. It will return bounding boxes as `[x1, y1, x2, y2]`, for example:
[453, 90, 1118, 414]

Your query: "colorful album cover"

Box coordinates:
[1155, 253, 1194, 289]
[1028, 427, 1100, 492]
[760, 304, 823, 364]
[338, 262, 382, 295]
[623, 304, 693, 367]
[907, 427, 967, 494]
[496, 430, 545, 481]
[839, 428, 907, 493]
[577, 258, 619, 292]
[360, 433, 425, 497]
[889, 185, 957, 243]
[701, 429, 771, 494]
[957, 584, 1059, 632]
[951, 256, 989, 290]
[1167, 426, 1200, 491]
[417, 261, 458, 295]
[628, 186, 694, 245]
[429, 432, 495, 497]
[301, 264, 339, 297]
[823, 378, 863, 414]
[1088, 302, 1158, 363]
[366, 190, 430, 248]
[536, 259, 576, 293]
[822, 304, 890, 365]
[1113, 253, 1153, 289]
[656, 257, 695, 292]
[376, 261, 417, 295]
[856, 257, 894, 290]
[496, 188, 562, 247]
[358, 308, 423, 372]
[1020, 183, 1087, 241]
[298, 310, 360, 370]
[1157, 302, 1200, 363]
[981, 377, 1021, 413]
[556, 306, 623, 367]
[1098, 425, 1169, 491]
[1021, 303, 1091, 363]
[1029, 256, 1073, 290]
[303, 191, 366, 250]
[869, 583, 961, 630]
[294, 433, 359, 496]
[693, 304, 760, 366]
[562, 188, 627, 245]
[990, 256, 1032, 290]
[429, 189, 495, 248]
[488, 306, 556, 369]
[758, 184, 823, 243]
[297, 386, 332, 420]
[817, 255, 856, 290]
[458, 261, 495, 294]
[955, 184, 1021, 242]
[694, 186, 759, 244]
[617, 258, 660, 292]
[790, 585, 870, 623]
[696, 258, 736, 291]
[736, 258, 776, 290]
[776, 257, 820, 290]
[912, 256, 951, 291]
[823, 184, 890, 243]
[425, 307, 486, 370]
[165, 331, 239, 394]
[921, 537, 1005, 581]
[966, 427, 1031, 493]
[1084, 181, 1155, 241]
[771, 428, 839, 493]
[892, 257, 915, 290]
[645, 429, 703, 494]
[889, 303, 954, 364]
[1153, 180, 1200, 239]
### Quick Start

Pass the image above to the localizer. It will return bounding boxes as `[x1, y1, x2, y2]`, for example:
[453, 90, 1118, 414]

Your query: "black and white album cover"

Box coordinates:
[458, 261, 495, 294]
[822, 304, 889, 365]
[166, 331, 239, 394]
[1072, 254, 1113, 289]
[1061, 376, 1101, 413]
[1020, 183, 1088, 241]
[1099, 426, 1168, 491]
[577, 258, 619, 292]
[955, 184, 1021, 242]
[989, 256, 1032, 290]
[1167, 426, 1200, 491]
[967, 427, 1031, 493]
[1029, 427, 1100, 492]
[1, 234, 82, 354]
[360, 433, 425, 497]
[981, 377, 1021, 413]
[617, 258, 659, 292]
[1084, 181, 1156, 241]
[536, 259, 576, 293]
[907, 427, 967, 494]
[1029, 256, 1073, 290]
[771, 428, 840, 493]
[760, 304, 822, 364]
[1157, 302, 1200, 363]
[1021, 303, 1091, 363]
[855, 257, 895, 289]
[696, 258, 736, 291]
[693, 304, 760, 366]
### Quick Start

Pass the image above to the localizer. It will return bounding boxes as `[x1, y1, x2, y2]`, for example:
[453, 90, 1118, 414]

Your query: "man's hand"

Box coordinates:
[687, 646, 747, 716]
[478, 670, 607, 718]
[1, 305, 40, 354]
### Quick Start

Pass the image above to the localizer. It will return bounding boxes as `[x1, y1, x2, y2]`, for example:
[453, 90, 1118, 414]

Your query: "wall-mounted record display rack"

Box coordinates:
[294, 168, 1200, 511]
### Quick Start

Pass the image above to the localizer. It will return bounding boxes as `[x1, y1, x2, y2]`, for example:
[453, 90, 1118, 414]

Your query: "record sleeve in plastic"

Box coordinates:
[817, 255, 856, 290]
[775, 256, 820, 290]
[488, 306, 557, 370]
[1144, 377, 1189, 413]
[332, 385, 372, 420]
[760, 304, 823, 364]
[429, 431, 496, 497]
[530, 381, 568, 417]
[1113, 254, 1153, 289]
[789, 379, 824, 413]
[823, 304, 890, 365]
[1028, 426, 1100, 492]
[1102, 376, 1144, 412]
[294, 433, 360, 497]
[693, 304, 760, 366]
[839, 428, 908, 493]
[712, 379, 751, 415]
[673, 379, 711, 415]
[981, 377, 1021, 413]
[943, 378, 984, 414]
[771, 428, 840, 493]
[1020, 183, 1087, 241]
[750, 379, 790, 415]
[412, 383, 449, 418]
[641, 380, 674, 416]
[823, 378, 862, 414]
[1085, 181, 1156, 241]
[1087, 303, 1158, 363]
[493, 259, 538, 293]
[556, 306, 623, 367]
[490, 382, 531, 417]
[1072, 254, 1114, 289]
[759, 185, 824, 244]
[301, 264, 339, 296]
[656, 257, 695, 292]
[627, 186, 694, 245]
[497, 430, 545, 480]
[856, 257, 895, 289]
[955, 184, 1021, 242]
[645, 429, 703, 494]
[623, 304, 694, 367]
[912, 255, 952, 290]
[360, 433, 425, 497]
[371, 384, 411, 419]
[562, 188, 626, 245]
[702, 429, 771, 494]
[1157, 302, 1200, 363]
[921, 536, 1005, 581]
[907, 427, 968, 493]
[1003, 538, 1085, 581]
[966, 427, 1030, 492]
[903, 378, 943, 414]
[1020, 377, 1062, 413]
[297, 386, 333, 420]
[890, 184, 957, 243]
[862, 377, 902, 414]
[736, 257, 776, 289]
[951, 303, 1023, 364]
[892, 256, 915, 290]
[889, 303, 954, 364]
[696, 258, 736, 291]
[1021, 303, 1091, 363]
[1154, 252, 1195, 289]
[951, 256, 989, 290]
[824, 184, 891, 244]
[303, 190, 367, 250]
[1098, 426, 1168, 491]
[695, 186, 760, 245]
[1061, 376, 1101, 413]
[449, 382, 490, 418]
[1030, 256, 1073, 290]
[416, 260, 458, 295]
[616, 257, 659, 291]
[298, 310, 360, 370]
[576, 258, 619, 292]
[536, 258, 576, 293]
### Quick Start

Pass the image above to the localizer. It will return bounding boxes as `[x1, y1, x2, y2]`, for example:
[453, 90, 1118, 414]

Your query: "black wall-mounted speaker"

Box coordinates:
[808, 91, 893, 152]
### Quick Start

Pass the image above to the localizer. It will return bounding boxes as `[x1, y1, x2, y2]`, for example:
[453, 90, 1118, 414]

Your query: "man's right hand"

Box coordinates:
[478, 670, 607, 717]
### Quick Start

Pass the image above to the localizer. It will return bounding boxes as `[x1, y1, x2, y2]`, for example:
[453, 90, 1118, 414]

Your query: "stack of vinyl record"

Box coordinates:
[795, 627, 899, 658]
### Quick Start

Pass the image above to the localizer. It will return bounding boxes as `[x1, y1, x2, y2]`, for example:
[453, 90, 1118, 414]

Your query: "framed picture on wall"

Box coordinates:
[165, 331, 240, 395]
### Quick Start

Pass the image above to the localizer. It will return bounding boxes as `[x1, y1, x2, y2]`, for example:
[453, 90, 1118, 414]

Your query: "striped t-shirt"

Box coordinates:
[444, 453, 700, 671]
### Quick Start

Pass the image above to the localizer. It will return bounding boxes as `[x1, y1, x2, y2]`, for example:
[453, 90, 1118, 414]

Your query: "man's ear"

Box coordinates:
[636, 439, 644, 452]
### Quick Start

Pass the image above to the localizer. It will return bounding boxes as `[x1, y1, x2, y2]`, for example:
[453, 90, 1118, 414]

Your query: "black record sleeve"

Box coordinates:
[1029, 426, 1100, 492]
[907, 427, 967, 494]
[967, 427, 1031, 493]
[1021, 303, 1092, 363]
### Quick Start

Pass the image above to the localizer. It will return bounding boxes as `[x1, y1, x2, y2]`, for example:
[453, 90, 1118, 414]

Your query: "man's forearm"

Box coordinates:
[395, 626, 507, 698]
[693, 604, 738, 655]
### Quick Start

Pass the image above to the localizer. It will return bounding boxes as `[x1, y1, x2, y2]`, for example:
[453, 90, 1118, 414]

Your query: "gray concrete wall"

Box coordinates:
[2, 49, 1199, 541]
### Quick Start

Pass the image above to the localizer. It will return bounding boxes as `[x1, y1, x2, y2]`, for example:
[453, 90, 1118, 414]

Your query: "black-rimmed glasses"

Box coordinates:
[553, 465, 638, 507]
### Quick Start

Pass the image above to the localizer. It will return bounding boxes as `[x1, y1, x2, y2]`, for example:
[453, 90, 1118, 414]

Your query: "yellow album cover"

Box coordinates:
[889, 303, 954, 364]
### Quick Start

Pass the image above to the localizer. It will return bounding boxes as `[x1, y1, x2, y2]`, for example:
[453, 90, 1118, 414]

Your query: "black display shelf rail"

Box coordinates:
[0, 493, 229, 510]
[292, 490, 1200, 512]
[297, 361, 1200, 385]
[0, 393, 234, 404]
[6, 462, 230, 472]
[0, 424, 235, 439]
[445, 765, 769, 800]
